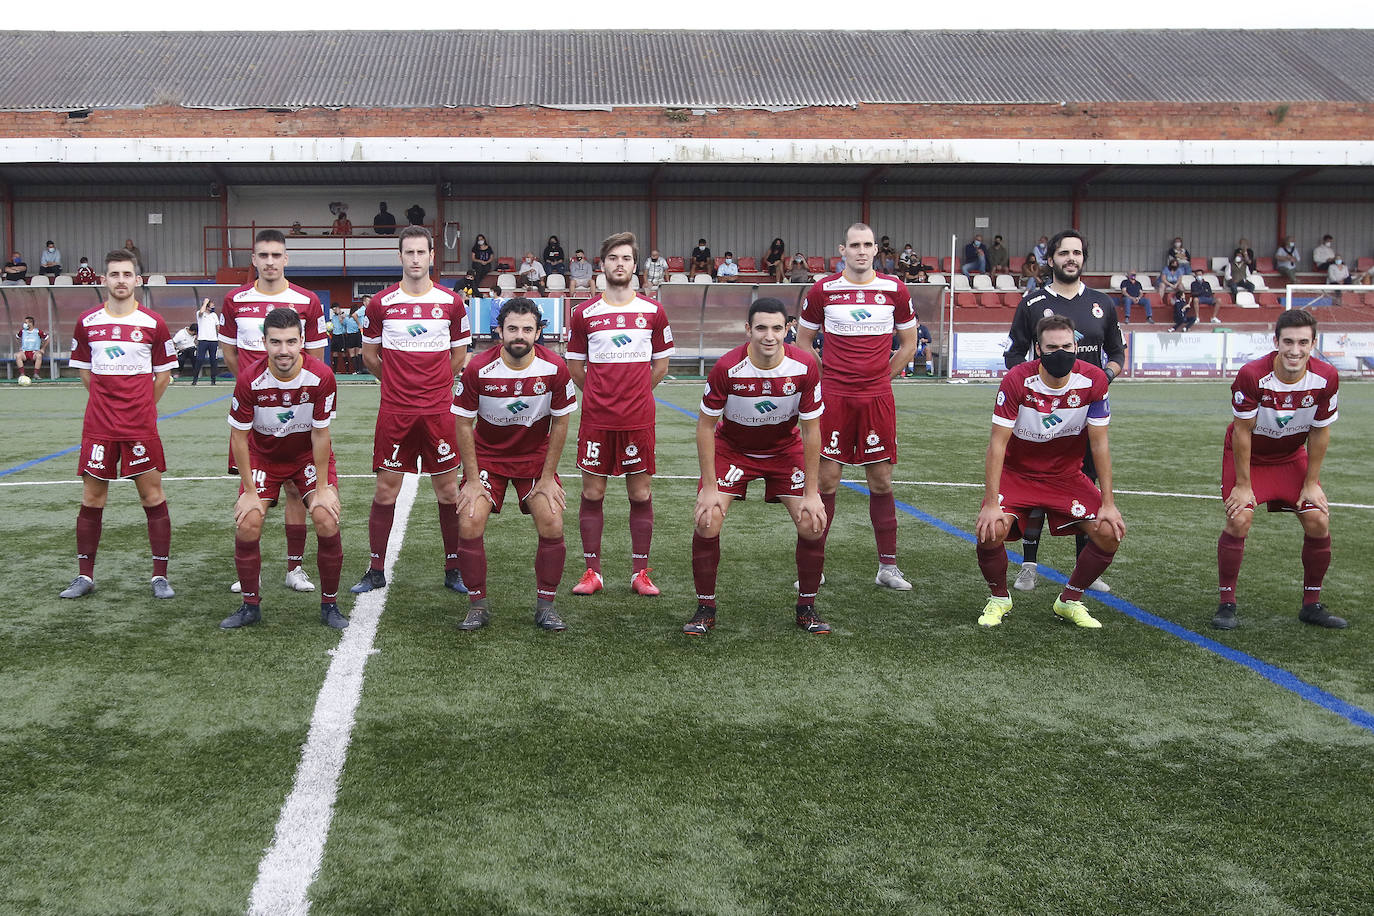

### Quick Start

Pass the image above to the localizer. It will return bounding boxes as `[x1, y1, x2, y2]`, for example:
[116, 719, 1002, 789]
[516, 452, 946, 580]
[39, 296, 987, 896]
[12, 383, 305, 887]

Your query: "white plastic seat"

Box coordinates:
[971, 274, 994, 291]
[595, 274, 608, 290]
[29, 275, 50, 286]
[995, 274, 1017, 290]
[951, 274, 971, 291]
[1235, 290, 1259, 308]
[692, 273, 713, 284]
[631, 275, 640, 290]
[146, 273, 167, 286]
[52, 274, 73, 286]
[926, 272, 945, 285]
[545, 273, 566, 291]
[1137, 274, 1155, 291]
[667, 273, 688, 284]
[496, 273, 517, 291]
[1109, 273, 1126, 288]
[1250, 272, 1268, 290]
[811, 273, 825, 281]
[1203, 273, 1221, 291]
[1210, 256, 1229, 273]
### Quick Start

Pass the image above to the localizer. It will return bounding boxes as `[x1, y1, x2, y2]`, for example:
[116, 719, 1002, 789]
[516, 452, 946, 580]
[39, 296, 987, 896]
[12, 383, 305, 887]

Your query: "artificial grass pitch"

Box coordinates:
[0, 378, 1370, 914]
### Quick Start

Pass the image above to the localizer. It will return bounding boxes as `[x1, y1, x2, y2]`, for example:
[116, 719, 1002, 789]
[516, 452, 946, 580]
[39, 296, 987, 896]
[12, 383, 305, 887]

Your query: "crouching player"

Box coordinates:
[684, 298, 829, 636]
[974, 314, 1126, 629]
[452, 298, 577, 631]
[221, 307, 345, 629]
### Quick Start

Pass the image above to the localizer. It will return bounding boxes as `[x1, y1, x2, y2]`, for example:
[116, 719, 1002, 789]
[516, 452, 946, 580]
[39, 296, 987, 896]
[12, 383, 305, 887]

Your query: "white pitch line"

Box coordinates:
[246, 472, 420, 916]
[4, 470, 1371, 511]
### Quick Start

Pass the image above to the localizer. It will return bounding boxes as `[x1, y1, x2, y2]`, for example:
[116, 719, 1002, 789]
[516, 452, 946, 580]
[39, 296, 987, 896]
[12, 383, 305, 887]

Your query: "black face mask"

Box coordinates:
[1039, 347, 1077, 378]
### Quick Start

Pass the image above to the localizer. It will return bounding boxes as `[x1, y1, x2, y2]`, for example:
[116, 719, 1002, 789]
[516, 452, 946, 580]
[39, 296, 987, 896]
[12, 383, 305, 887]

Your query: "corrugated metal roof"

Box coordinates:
[1, 30, 1371, 111]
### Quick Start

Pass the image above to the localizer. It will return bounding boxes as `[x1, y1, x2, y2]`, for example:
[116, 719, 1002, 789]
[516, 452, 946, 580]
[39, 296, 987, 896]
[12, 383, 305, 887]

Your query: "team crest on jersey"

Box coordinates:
[1043, 308, 1054, 318]
[455, 380, 464, 397]
[1091, 304, 1103, 318]
[413, 306, 422, 318]
[865, 431, 880, 447]
[513, 380, 523, 397]
[625, 443, 639, 457]
[790, 468, 805, 485]
[1067, 392, 1081, 408]
[782, 379, 796, 396]
[132, 442, 146, 458]
[533, 379, 546, 395]
[856, 291, 866, 303]
[635, 314, 647, 329]
[437, 439, 452, 457]
[762, 380, 772, 395]
[112, 327, 122, 339]
[1301, 393, 1314, 407]
[431, 307, 444, 319]
[1071, 500, 1087, 518]
[1234, 390, 1245, 405]
[130, 328, 144, 342]
[282, 392, 292, 406]
[300, 392, 309, 403]
[875, 293, 887, 305]
[616, 314, 626, 328]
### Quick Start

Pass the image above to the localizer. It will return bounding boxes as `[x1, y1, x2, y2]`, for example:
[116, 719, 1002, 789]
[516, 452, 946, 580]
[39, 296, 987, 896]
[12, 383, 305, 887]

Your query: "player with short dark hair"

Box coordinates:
[220, 228, 330, 595]
[15, 315, 48, 381]
[60, 249, 178, 600]
[684, 298, 829, 636]
[1003, 229, 1126, 593]
[975, 314, 1126, 629]
[350, 225, 473, 594]
[1213, 309, 1344, 630]
[452, 297, 577, 631]
[221, 307, 345, 629]
[796, 222, 918, 591]
[565, 231, 674, 598]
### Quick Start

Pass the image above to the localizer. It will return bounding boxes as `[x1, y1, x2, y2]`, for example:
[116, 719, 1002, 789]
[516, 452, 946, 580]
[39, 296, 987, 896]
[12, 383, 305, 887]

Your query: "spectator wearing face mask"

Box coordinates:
[1274, 236, 1300, 284]
[1312, 235, 1338, 271]
[717, 252, 740, 282]
[1163, 236, 1190, 273]
[787, 252, 811, 284]
[39, 240, 62, 278]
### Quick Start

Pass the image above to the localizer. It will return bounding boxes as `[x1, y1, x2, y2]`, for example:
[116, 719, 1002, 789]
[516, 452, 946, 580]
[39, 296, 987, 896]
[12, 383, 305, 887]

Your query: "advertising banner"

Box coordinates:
[1319, 332, 1374, 376]
[469, 296, 566, 340]
[1224, 333, 1278, 373]
[1130, 332, 1224, 378]
[950, 332, 1010, 379]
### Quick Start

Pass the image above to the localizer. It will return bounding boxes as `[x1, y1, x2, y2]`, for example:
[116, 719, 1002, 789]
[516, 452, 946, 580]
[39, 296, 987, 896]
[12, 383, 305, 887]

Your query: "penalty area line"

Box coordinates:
[246, 471, 420, 916]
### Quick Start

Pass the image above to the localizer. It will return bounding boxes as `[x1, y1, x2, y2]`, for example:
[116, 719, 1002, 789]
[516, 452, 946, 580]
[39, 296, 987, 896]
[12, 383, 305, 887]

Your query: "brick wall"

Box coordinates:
[0, 102, 1368, 140]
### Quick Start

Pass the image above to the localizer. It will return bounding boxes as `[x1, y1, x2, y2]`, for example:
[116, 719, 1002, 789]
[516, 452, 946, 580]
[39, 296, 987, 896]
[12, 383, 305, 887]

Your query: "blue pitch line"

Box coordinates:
[840, 480, 1374, 735]
[0, 392, 232, 479]
[656, 396, 698, 420]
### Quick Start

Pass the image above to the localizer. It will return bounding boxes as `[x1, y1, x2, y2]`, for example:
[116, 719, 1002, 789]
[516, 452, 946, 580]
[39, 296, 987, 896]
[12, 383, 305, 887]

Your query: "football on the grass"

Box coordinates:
[17, 375, 31, 386]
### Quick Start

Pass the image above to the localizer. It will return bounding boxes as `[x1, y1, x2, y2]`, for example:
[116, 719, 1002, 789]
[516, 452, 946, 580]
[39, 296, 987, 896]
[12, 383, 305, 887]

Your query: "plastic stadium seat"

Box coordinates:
[954, 292, 977, 309]
[1257, 256, 1275, 272]
[495, 257, 515, 272]
[631, 276, 640, 290]
[692, 273, 713, 284]
[811, 274, 825, 282]
[806, 257, 825, 273]
[52, 274, 73, 286]
[994, 274, 1017, 290]
[1009, 256, 1026, 272]
[1257, 293, 1280, 307]
[829, 257, 843, 272]
[1203, 273, 1221, 291]
[713, 257, 725, 269]
[1191, 257, 1208, 271]
[1210, 257, 1229, 273]
[667, 257, 685, 272]
[667, 273, 688, 284]
[976, 291, 1002, 307]
[1250, 272, 1268, 290]
[1213, 291, 1233, 307]
[545, 273, 566, 291]
[1109, 273, 1126, 288]
[1002, 291, 1023, 307]
[596, 274, 608, 290]
[1138, 274, 1155, 291]
[926, 272, 945, 285]
[941, 257, 954, 272]
[737, 257, 756, 272]
[1235, 290, 1259, 308]
[29, 275, 49, 286]
[1357, 257, 1374, 272]
[146, 273, 168, 285]
[496, 273, 517, 291]
[971, 274, 994, 291]
[951, 274, 971, 291]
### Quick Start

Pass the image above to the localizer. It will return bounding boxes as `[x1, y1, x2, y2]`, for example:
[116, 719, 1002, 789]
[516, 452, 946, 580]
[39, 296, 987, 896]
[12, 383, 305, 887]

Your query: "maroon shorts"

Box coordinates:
[819, 391, 897, 466]
[479, 469, 561, 514]
[1222, 446, 1321, 513]
[79, 436, 166, 481]
[240, 453, 339, 505]
[576, 425, 656, 476]
[19, 350, 39, 363]
[987, 466, 1103, 539]
[373, 411, 460, 475]
[704, 438, 807, 502]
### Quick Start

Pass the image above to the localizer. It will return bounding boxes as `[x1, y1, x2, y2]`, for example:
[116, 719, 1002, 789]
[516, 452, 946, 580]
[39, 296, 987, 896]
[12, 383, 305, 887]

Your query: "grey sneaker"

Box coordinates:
[458, 604, 489, 631]
[1012, 562, 1038, 592]
[60, 575, 95, 599]
[320, 603, 349, 629]
[875, 565, 913, 591]
[151, 576, 175, 599]
[535, 605, 567, 632]
[220, 603, 261, 629]
[285, 567, 315, 592]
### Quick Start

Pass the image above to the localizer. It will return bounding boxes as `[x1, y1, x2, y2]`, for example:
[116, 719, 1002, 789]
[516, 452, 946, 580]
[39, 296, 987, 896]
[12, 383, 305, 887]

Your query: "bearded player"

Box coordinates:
[974, 315, 1126, 630]
[565, 231, 674, 597]
[683, 298, 829, 636]
[1213, 309, 1344, 630]
[221, 308, 346, 630]
[60, 249, 177, 600]
[796, 222, 917, 591]
[220, 228, 329, 595]
[351, 226, 472, 595]
[452, 298, 577, 632]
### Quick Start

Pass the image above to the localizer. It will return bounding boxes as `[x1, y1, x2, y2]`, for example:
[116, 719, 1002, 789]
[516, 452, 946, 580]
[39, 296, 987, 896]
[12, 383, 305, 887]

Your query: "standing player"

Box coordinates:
[975, 315, 1126, 629]
[1003, 229, 1125, 593]
[15, 315, 49, 381]
[683, 298, 829, 636]
[351, 226, 472, 594]
[60, 249, 177, 600]
[221, 308, 346, 630]
[565, 231, 674, 597]
[1214, 310, 1344, 630]
[796, 222, 917, 590]
[220, 229, 329, 595]
[452, 298, 577, 631]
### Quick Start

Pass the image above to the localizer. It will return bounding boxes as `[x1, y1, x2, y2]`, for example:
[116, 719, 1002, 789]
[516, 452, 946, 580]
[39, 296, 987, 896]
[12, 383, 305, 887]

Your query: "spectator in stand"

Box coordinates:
[787, 252, 811, 283]
[1119, 271, 1153, 323]
[1188, 269, 1220, 324]
[289, 221, 307, 237]
[1019, 256, 1041, 292]
[1235, 238, 1257, 272]
[988, 235, 1011, 277]
[763, 238, 787, 282]
[1356, 263, 1374, 286]
[1327, 257, 1351, 286]
[569, 249, 595, 291]
[898, 244, 919, 281]
[1274, 236, 1301, 284]
[1171, 290, 1198, 332]
[470, 234, 495, 288]
[123, 239, 143, 273]
[74, 256, 97, 284]
[1032, 235, 1049, 265]
[3, 251, 27, 284]
[39, 240, 62, 278]
[173, 324, 197, 379]
[1223, 251, 1256, 302]
[642, 248, 669, 293]
[405, 203, 426, 226]
[960, 234, 988, 278]
[717, 252, 740, 282]
[330, 211, 353, 236]
[912, 265, 931, 284]
[874, 246, 897, 275]
[542, 235, 568, 279]
[517, 251, 547, 293]
[1164, 236, 1190, 272]
[1158, 257, 1189, 304]
[689, 238, 713, 280]
[373, 202, 396, 236]
[1312, 235, 1338, 271]
[458, 272, 478, 300]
